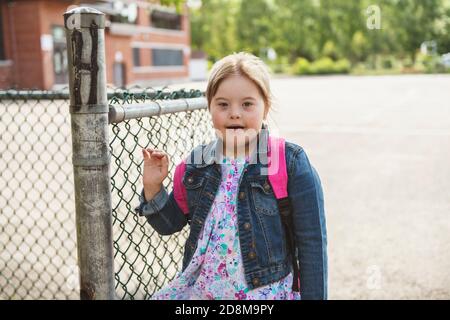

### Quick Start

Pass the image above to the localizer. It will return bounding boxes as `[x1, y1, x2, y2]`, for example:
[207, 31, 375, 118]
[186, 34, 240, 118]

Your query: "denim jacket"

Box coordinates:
[135, 130, 328, 300]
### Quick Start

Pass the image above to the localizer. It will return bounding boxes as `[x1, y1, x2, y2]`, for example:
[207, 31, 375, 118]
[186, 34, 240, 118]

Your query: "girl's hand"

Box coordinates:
[142, 148, 169, 200]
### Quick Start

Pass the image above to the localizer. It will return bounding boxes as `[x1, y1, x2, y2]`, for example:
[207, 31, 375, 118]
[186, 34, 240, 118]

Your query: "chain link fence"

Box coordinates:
[109, 89, 215, 299]
[0, 88, 213, 300]
[0, 90, 77, 299]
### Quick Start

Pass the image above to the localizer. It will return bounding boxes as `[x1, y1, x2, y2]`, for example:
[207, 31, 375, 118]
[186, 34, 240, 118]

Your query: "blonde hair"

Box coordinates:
[206, 52, 273, 116]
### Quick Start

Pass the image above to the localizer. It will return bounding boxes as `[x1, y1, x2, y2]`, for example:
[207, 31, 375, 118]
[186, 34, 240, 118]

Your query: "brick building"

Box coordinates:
[0, 0, 192, 89]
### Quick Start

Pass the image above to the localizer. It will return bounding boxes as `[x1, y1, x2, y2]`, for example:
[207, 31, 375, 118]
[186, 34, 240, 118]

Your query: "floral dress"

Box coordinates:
[150, 155, 301, 300]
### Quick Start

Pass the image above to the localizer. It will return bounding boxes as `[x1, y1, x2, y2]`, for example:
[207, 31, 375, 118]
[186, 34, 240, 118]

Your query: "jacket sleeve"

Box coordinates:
[288, 148, 328, 300]
[135, 186, 188, 236]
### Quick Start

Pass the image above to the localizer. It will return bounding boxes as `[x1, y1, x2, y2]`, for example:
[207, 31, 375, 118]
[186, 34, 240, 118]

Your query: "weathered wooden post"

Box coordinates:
[64, 7, 115, 300]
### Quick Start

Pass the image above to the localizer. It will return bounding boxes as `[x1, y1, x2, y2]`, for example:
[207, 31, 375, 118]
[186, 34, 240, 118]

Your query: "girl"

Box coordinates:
[135, 52, 327, 300]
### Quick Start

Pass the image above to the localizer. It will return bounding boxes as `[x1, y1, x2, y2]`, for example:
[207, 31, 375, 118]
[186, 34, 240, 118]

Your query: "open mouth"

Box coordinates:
[226, 125, 245, 130]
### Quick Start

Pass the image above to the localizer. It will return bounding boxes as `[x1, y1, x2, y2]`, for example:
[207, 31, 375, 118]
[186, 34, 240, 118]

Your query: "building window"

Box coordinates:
[152, 49, 183, 66]
[132, 48, 140, 67]
[110, 1, 138, 24]
[150, 10, 181, 30]
[52, 26, 68, 85]
[0, 6, 5, 60]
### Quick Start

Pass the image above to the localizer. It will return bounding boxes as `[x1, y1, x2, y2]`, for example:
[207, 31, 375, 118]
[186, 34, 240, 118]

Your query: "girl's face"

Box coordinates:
[209, 75, 267, 155]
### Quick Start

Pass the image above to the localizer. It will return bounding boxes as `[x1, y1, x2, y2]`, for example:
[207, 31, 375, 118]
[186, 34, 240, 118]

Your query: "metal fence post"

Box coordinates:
[64, 7, 115, 300]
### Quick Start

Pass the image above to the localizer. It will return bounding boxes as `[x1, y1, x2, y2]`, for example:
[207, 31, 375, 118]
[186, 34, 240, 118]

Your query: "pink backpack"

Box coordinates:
[172, 135, 300, 292]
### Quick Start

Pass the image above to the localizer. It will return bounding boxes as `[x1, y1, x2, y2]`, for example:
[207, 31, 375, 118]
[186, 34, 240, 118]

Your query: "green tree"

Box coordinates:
[235, 0, 275, 56]
[272, 0, 319, 62]
[350, 31, 369, 62]
[188, 0, 450, 69]
[388, 0, 443, 62]
[190, 0, 240, 61]
[435, 0, 450, 53]
[322, 40, 339, 60]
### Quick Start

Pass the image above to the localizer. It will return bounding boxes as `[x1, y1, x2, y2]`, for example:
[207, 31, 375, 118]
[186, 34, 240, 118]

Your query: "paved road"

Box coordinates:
[266, 74, 450, 299]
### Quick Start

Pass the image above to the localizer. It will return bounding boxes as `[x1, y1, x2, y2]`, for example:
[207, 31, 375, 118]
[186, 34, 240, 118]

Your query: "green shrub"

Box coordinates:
[402, 57, 414, 69]
[416, 53, 449, 73]
[382, 57, 394, 69]
[291, 57, 351, 75]
[292, 57, 311, 75]
[309, 57, 335, 74]
[333, 59, 351, 74]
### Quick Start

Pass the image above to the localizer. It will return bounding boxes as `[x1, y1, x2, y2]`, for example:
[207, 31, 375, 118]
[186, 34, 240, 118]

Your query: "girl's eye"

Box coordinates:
[218, 102, 228, 107]
[243, 102, 253, 107]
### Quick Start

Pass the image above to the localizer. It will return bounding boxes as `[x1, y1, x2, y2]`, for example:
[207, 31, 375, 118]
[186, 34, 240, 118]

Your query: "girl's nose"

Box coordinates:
[229, 107, 241, 119]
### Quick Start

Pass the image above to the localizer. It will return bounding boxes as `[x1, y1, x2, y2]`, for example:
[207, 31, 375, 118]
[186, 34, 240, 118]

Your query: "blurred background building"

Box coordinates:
[0, 0, 206, 90]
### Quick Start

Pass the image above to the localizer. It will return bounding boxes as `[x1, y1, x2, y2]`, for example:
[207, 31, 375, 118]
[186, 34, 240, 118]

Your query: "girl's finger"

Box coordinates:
[161, 154, 169, 166]
[142, 148, 153, 159]
[151, 149, 164, 155]
[152, 150, 164, 157]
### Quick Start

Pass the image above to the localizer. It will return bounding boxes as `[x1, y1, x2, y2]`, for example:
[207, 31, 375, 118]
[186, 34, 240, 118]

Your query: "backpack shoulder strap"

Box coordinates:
[173, 159, 189, 215]
[267, 135, 301, 292]
[267, 135, 288, 199]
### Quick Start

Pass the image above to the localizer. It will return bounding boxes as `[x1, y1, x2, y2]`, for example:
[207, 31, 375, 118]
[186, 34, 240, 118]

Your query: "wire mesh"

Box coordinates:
[109, 89, 215, 299]
[0, 91, 77, 299]
[0, 87, 213, 300]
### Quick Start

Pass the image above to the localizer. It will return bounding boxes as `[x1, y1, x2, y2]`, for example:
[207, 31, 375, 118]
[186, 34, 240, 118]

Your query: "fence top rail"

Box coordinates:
[0, 88, 204, 102]
[109, 97, 208, 124]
